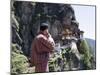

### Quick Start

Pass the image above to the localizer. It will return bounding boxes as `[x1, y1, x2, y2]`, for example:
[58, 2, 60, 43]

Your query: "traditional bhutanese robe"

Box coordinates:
[30, 33, 55, 72]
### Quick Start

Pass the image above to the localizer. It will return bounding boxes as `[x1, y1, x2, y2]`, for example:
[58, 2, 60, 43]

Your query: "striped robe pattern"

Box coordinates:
[30, 33, 55, 72]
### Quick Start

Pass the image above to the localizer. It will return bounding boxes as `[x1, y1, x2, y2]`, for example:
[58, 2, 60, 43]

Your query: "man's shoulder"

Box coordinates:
[36, 34, 46, 39]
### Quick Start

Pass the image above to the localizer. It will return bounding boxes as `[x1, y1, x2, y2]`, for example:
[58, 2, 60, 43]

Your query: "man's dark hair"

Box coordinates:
[40, 23, 49, 31]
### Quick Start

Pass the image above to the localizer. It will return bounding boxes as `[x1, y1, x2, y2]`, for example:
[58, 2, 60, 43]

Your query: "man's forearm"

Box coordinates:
[39, 34, 55, 50]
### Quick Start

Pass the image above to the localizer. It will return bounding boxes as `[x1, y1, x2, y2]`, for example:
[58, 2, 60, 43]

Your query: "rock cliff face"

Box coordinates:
[11, 1, 95, 72]
[11, 1, 79, 56]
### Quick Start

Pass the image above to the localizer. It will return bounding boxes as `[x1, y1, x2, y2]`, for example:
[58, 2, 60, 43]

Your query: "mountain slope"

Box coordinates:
[85, 38, 96, 57]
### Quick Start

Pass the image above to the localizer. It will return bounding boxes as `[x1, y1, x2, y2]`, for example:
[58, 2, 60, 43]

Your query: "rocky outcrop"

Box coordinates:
[12, 1, 79, 56]
[11, 1, 95, 72]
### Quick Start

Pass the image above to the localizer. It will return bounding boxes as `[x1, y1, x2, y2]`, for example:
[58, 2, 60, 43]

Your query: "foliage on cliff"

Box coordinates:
[11, 44, 29, 74]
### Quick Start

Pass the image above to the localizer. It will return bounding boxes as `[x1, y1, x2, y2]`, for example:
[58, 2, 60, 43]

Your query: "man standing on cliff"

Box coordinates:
[30, 23, 55, 73]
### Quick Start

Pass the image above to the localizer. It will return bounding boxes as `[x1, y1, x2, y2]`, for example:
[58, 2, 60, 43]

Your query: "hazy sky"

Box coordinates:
[72, 5, 96, 40]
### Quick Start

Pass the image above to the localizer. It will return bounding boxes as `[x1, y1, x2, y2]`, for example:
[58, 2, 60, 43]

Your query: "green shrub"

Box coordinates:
[11, 44, 28, 74]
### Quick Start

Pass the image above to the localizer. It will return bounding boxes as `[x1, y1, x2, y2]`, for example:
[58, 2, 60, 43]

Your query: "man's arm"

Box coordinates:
[38, 35, 55, 51]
